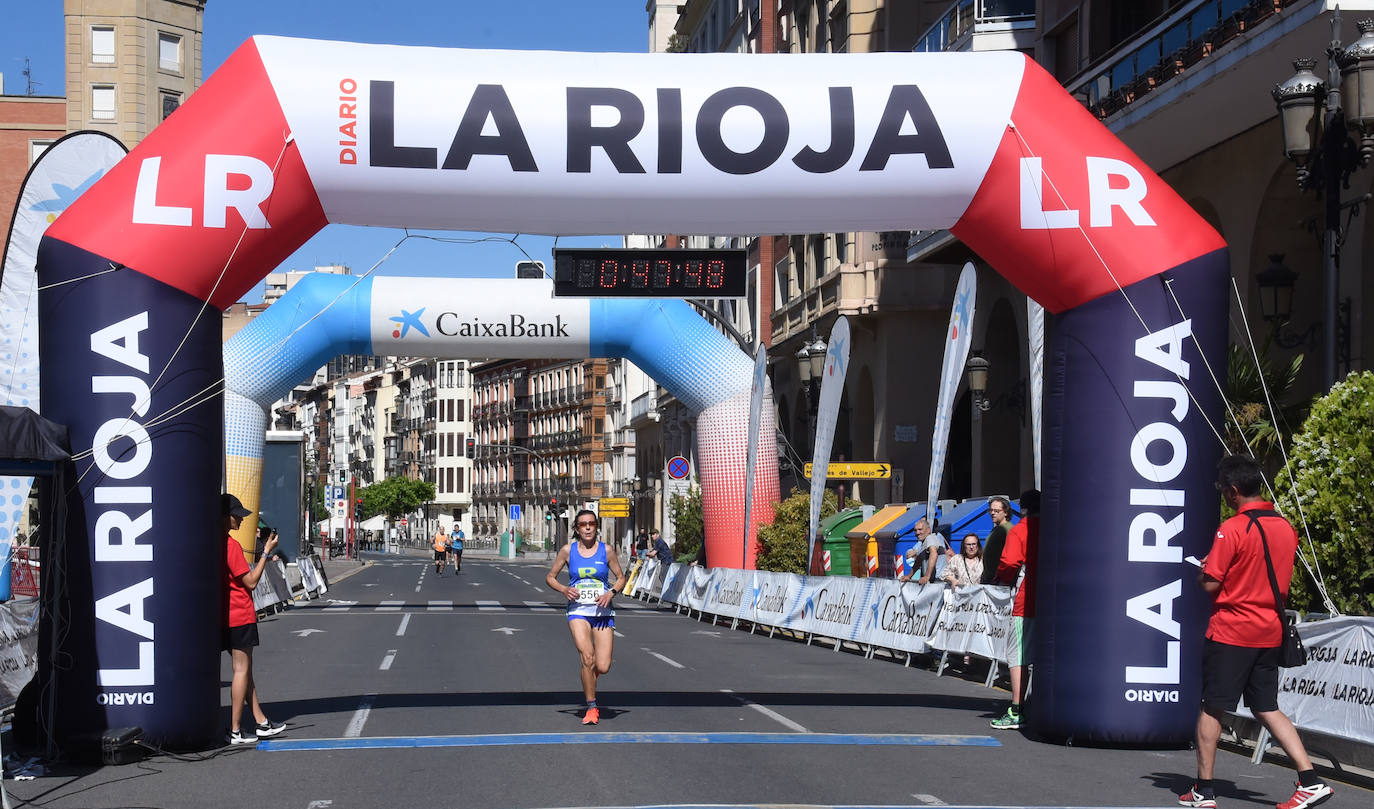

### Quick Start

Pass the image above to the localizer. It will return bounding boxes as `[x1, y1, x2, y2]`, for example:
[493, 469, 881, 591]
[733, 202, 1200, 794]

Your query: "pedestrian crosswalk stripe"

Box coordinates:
[476, 601, 504, 611]
[428, 601, 453, 611]
[378, 601, 403, 612]
[324, 601, 357, 612]
[523, 601, 555, 612]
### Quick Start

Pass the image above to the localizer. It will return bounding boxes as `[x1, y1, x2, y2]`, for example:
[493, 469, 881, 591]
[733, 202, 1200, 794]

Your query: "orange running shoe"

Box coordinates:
[581, 707, 600, 725]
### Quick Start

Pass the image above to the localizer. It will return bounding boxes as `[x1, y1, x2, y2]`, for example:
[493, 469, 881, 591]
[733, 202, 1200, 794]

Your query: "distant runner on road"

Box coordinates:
[432, 529, 449, 576]
[545, 509, 625, 725]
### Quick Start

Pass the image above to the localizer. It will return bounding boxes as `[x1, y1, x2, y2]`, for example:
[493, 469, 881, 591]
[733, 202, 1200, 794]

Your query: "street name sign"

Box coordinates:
[802, 462, 892, 479]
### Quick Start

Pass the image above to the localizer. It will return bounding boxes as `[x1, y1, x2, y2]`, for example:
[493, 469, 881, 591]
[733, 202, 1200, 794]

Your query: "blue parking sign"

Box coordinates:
[509, 504, 521, 521]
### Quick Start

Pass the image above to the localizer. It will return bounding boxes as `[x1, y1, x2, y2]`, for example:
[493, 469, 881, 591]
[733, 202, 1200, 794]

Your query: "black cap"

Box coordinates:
[222, 493, 251, 519]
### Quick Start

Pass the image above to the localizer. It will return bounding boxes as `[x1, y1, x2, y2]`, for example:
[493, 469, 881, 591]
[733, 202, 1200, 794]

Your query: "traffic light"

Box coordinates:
[465, 438, 475, 459]
[354, 499, 363, 520]
[546, 497, 558, 521]
[337, 469, 346, 483]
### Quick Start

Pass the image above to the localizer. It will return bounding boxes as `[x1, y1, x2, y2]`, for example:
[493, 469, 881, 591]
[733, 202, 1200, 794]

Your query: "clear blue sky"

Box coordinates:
[1, 1, 649, 302]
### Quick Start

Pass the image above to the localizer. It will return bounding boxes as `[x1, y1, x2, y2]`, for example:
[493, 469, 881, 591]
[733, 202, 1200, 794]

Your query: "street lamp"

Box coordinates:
[1271, 11, 1372, 388]
[795, 329, 828, 443]
[966, 352, 990, 411]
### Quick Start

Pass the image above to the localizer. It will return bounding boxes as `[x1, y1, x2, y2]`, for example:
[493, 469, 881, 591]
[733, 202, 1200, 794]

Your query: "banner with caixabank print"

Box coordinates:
[927, 585, 1015, 662]
[865, 579, 947, 655]
[39, 35, 1228, 748]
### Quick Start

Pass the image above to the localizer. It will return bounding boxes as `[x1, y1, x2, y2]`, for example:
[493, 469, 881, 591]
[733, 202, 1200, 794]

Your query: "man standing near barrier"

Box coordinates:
[222, 494, 287, 745]
[648, 529, 673, 565]
[991, 489, 1038, 730]
[1180, 456, 1332, 809]
[979, 496, 1012, 584]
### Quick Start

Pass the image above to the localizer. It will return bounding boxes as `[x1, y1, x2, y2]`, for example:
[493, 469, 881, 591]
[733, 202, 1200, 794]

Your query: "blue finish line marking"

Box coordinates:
[260, 731, 1001, 752]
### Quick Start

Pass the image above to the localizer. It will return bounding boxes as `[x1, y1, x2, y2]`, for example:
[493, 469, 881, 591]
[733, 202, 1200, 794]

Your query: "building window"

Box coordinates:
[160, 91, 181, 121]
[158, 32, 182, 72]
[91, 26, 115, 64]
[29, 139, 55, 166]
[91, 85, 116, 120]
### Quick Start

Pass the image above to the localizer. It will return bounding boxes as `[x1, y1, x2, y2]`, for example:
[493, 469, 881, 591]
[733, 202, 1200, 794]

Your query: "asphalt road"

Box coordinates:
[5, 553, 1366, 809]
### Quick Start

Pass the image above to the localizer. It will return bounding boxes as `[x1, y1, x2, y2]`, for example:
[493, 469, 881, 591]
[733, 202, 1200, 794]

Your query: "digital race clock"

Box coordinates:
[551, 248, 748, 298]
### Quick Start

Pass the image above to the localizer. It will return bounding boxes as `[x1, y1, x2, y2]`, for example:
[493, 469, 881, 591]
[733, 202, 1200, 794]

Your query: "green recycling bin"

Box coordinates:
[818, 507, 865, 576]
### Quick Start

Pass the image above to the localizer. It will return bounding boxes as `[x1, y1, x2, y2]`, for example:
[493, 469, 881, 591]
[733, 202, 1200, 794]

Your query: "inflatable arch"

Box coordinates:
[37, 38, 1228, 750]
[220, 274, 778, 563]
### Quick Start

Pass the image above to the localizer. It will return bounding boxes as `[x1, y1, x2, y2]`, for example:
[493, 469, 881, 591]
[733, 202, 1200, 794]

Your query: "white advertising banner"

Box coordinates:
[703, 567, 751, 620]
[1237, 617, 1374, 745]
[742, 344, 768, 569]
[627, 558, 655, 598]
[865, 579, 947, 655]
[808, 317, 852, 571]
[800, 573, 874, 642]
[297, 556, 327, 596]
[659, 562, 688, 605]
[740, 570, 806, 629]
[370, 277, 591, 358]
[928, 584, 1014, 662]
[684, 565, 712, 612]
[253, 38, 1023, 234]
[0, 132, 126, 567]
[927, 262, 977, 519]
[1027, 297, 1045, 488]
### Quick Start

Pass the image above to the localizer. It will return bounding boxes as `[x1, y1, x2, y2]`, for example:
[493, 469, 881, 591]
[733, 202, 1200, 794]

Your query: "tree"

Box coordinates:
[310, 485, 328, 523]
[755, 488, 856, 574]
[1272, 371, 1374, 615]
[359, 476, 435, 522]
[665, 33, 687, 53]
[1224, 338, 1306, 471]
[668, 483, 703, 562]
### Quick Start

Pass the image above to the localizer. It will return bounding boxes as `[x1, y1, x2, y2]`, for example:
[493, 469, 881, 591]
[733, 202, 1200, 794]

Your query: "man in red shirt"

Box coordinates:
[1180, 457, 1332, 809]
[991, 489, 1038, 730]
[222, 493, 287, 746]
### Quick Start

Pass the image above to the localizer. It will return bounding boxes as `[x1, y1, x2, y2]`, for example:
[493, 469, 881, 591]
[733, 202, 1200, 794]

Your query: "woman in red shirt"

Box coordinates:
[222, 494, 287, 745]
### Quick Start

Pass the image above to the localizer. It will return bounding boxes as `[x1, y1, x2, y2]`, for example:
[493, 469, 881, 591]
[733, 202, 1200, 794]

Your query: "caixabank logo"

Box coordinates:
[388, 307, 430, 339]
[384, 305, 574, 341]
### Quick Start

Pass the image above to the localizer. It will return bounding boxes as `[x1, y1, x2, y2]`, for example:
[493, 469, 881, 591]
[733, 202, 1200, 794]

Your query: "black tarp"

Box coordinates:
[0, 405, 70, 466]
[0, 405, 70, 759]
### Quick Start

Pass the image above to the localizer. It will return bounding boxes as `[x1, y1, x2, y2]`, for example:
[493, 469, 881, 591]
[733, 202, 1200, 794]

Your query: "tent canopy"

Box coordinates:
[0, 406, 69, 469]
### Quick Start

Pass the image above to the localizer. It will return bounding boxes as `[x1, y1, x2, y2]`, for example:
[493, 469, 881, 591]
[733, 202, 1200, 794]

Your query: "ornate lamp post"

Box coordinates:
[1271, 11, 1374, 388]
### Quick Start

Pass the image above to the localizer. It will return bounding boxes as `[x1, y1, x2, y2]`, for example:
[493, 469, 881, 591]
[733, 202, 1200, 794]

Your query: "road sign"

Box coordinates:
[667, 455, 691, 480]
[600, 497, 629, 507]
[509, 504, 522, 521]
[401, 518, 408, 527]
[802, 462, 892, 479]
[599, 508, 630, 518]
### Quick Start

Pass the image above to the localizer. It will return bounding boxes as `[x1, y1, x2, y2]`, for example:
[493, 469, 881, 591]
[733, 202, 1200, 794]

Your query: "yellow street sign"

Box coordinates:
[599, 497, 630, 506]
[803, 462, 892, 480]
[599, 509, 630, 517]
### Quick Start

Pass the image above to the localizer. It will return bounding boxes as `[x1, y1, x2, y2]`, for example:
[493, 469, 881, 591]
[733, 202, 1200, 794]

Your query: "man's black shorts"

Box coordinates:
[434, 550, 446, 561]
[222, 623, 260, 651]
[1202, 638, 1280, 713]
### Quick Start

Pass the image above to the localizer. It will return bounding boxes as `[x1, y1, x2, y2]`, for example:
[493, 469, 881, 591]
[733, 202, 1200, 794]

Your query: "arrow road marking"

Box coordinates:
[691, 630, 722, 637]
[291, 629, 326, 637]
[492, 627, 522, 635]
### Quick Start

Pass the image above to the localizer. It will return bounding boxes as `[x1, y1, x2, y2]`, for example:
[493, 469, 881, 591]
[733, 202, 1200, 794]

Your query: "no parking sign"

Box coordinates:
[667, 456, 690, 480]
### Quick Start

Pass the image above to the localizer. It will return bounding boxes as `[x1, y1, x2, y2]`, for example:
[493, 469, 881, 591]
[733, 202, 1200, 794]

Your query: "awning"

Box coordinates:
[844, 504, 908, 540]
[359, 515, 387, 531]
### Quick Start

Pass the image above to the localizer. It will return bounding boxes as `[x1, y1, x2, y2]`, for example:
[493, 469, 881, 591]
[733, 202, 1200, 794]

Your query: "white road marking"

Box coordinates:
[324, 601, 356, 612]
[912, 794, 947, 805]
[692, 630, 722, 636]
[720, 688, 809, 733]
[492, 627, 522, 635]
[414, 585, 421, 592]
[306, 801, 334, 809]
[428, 601, 453, 611]
[379, 649, 397, 671]
[378, 601, 403, 612]
[476, 601, 504, 611]
[291, 629, 325, 637]
[522, 600, 555, 613]
[395, 614, 410, 637]
[344, 694, 375, 737]
[642, 647, 685, 669]
[613, 630, 626, 638]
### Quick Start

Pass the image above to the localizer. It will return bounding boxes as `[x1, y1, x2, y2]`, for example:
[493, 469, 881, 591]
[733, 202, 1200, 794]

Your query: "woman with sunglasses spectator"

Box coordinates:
[546, 509, 626, 725]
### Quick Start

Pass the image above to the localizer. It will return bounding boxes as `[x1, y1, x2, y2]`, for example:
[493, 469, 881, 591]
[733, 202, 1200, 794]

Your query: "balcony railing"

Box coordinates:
[914, 0, 1035, 53]
[1069, 0, 1287, 120]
